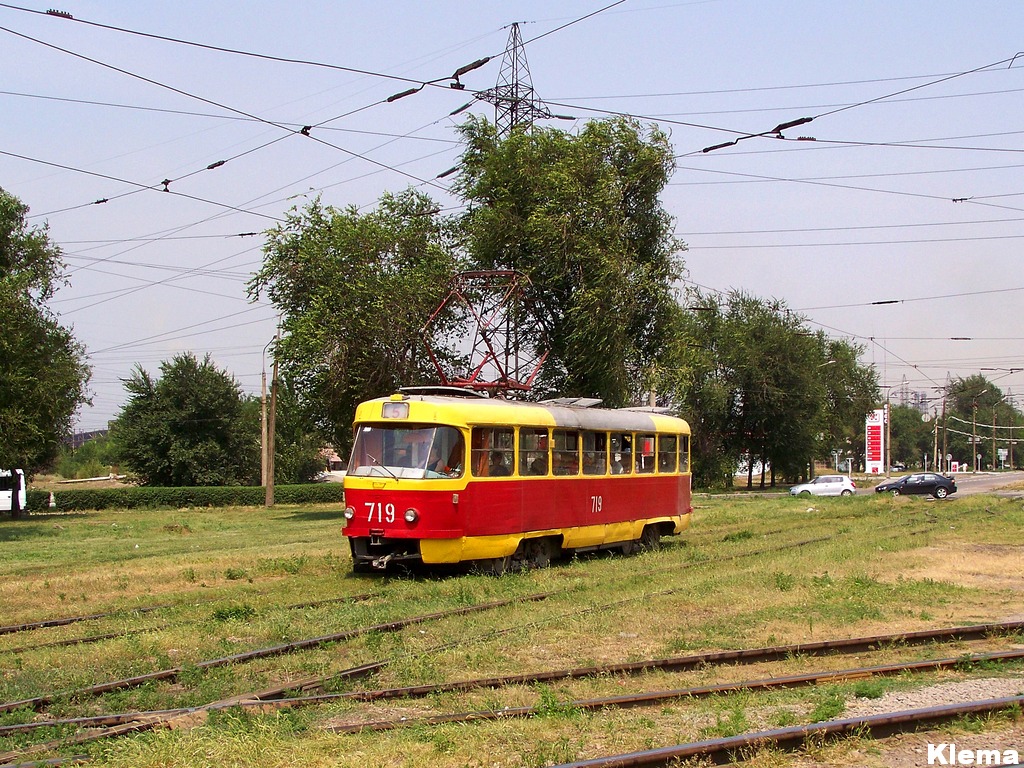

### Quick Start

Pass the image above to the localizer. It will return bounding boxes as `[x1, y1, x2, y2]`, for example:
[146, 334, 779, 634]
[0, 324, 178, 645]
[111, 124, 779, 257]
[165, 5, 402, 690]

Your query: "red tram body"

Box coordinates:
[341, 389, 692, 573]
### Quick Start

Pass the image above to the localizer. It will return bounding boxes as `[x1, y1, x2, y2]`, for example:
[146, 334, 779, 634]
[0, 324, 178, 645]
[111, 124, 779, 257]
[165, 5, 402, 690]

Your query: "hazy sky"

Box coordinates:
[2, 0, 1022, 431]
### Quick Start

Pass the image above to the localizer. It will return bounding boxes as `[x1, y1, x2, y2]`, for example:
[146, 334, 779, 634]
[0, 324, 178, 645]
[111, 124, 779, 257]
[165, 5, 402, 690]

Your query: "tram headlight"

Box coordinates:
[343, 506, 355, 520]
[404, 508, 419, 524]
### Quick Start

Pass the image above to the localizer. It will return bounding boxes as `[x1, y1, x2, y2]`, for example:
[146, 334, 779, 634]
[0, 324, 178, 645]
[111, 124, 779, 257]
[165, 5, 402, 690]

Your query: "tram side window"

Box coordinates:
[471, 427, 514, 477]
[658, 434, 678, 473]
[679, 434, 690, 472]
[519, 428, 549, 476]
[610, 433, 632, 474]
[582, 431, 607, 475]
[636, 434, 656, 474]
[552, 430, 580, 476]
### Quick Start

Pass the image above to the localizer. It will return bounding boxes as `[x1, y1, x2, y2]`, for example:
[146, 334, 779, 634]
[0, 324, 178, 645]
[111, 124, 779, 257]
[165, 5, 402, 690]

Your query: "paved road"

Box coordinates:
[948, 470, 1024, 496]
[862, 470, 1024, 497]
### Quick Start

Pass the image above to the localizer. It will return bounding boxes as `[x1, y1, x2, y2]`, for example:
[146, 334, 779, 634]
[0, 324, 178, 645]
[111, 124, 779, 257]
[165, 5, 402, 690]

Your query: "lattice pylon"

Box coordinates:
[475, 23, 552, 137]
[420, 270, 549, 395]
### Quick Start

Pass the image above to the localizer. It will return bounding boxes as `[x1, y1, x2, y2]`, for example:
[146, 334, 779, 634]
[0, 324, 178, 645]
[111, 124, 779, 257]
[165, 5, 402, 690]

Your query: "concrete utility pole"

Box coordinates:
[993, 411, 997, 471]
[265, 327, 280, 507]
[261, 367, 268, 486]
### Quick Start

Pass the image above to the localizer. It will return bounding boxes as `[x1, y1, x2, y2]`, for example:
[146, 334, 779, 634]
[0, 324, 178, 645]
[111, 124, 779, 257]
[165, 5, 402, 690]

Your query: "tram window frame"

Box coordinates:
[519, 427, 549, 476]
[679, 434, 690, 473]
[471, 427, 514, 477]
[610, 433, 632, 475]
[658, 434, 678, 474]
[552, 429, 580, 476]
[636, 434, 656, 474]
[582, 431, 607, 475]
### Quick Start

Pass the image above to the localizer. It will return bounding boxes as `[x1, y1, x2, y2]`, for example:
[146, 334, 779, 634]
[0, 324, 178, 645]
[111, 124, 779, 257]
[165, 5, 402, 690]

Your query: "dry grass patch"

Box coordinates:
[899, 542, 1024, 593]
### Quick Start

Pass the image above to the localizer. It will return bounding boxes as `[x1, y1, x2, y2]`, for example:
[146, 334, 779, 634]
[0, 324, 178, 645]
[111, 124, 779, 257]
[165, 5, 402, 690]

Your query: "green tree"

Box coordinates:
[816, 337, 878, 471]
[249, 190, 461, 454]
[239, 382, 326, 484]
[453, 116, 685, 405]
[113, 353, 258, 486]
[661, 290, 876, 489]
[0, 188, 91, 478]
[942, 375, 1018, 470]
[888, 404, 933, 469]
[56, 434, 119, 480]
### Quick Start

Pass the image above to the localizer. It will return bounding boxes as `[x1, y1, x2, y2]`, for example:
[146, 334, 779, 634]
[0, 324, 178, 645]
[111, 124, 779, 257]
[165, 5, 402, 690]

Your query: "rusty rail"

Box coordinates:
[0, 592, 552, 715]
[552, 695, 1024, 767]
[324, 648, 1024, 733]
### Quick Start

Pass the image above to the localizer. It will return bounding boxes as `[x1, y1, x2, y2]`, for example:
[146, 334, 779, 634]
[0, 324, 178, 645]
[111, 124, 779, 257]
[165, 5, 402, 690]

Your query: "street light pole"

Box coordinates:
[972, 400, 978, 472]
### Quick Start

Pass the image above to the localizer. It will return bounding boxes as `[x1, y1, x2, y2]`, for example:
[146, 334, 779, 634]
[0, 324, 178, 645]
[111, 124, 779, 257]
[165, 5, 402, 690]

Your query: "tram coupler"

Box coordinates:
[371, 553, 394, 570]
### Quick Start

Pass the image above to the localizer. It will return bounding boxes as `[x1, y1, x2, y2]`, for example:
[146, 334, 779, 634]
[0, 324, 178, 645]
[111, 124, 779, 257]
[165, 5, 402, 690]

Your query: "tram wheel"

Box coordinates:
[520, 537, 558, 569]
[639, 525, 662, 552]
[620, 539, 642, 556]
[475, 556, 513, 576]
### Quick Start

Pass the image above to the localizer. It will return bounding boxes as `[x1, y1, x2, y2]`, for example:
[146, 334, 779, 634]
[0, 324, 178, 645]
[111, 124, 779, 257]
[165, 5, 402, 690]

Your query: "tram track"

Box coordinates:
[0, 592, 375, 641]
[323, 648, 1024, 733]
[0, 528, 949, 764]
[551, 694, 1024, 767]
[1, 531, 839, 715]
[4, 620, 1022, 747]
[0, 591, 553, 716]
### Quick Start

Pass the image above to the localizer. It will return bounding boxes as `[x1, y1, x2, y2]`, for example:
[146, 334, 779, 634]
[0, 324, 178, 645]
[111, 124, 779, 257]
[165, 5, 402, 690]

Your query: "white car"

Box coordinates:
[0, 468, 27, 512]
[789, 475, 856, 497]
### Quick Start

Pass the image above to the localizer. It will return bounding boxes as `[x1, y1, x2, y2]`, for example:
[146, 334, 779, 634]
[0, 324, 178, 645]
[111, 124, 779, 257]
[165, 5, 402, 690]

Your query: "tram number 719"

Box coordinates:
[365, 501, 396, 523]
[590, 495, 603, 514]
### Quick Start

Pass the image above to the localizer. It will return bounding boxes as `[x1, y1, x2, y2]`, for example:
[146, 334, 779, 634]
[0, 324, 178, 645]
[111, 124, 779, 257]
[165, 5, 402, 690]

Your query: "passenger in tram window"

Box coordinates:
[610, 453, 624, 474]
[552, 430, 579, 476]
[582, 431, 607, 475]
[519, 428, 549, 476]
[489, 450, 511, 476]
[637, 434, 656, 474]
[658, 434, 678, 473]
[611, 433, 632, 474]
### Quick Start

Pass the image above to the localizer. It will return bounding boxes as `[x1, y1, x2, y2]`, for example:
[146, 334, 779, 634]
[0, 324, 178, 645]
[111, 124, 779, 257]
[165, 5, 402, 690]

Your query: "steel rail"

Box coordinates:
[552, 694, 1024, 767]
[0, 593, 374, 639]
[0, 591, 553, 715]
[7, 624, 1023, 739]
[0, 625, 171, 655]
[323, 648, 1024, 733]
[0, 605, 170, 636]
[0, 756, 90, 768]
[324, 617, 1024, 704]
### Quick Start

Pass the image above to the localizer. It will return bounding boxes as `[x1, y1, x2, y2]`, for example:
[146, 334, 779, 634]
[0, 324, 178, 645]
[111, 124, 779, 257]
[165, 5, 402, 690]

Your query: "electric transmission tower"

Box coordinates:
[475, 22, 552, 137]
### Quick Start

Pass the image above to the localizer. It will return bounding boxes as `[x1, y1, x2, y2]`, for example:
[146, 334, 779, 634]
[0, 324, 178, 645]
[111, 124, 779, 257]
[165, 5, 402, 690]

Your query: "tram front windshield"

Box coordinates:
[347, 424, 464, 479]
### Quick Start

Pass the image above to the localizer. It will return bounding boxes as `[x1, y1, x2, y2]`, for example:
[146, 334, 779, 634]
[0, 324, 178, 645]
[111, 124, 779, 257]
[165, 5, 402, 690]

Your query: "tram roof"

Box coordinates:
[354, 393, 691, 433]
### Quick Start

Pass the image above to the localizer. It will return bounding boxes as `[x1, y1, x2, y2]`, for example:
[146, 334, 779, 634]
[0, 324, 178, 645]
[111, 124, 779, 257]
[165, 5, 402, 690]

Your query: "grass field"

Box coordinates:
[1, 492, 1022, 767]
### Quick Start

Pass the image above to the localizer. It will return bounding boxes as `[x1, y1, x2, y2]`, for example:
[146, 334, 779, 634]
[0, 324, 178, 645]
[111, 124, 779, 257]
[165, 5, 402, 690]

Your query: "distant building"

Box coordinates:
[67, 429, 109, 449]
[322, 446, 345, 472]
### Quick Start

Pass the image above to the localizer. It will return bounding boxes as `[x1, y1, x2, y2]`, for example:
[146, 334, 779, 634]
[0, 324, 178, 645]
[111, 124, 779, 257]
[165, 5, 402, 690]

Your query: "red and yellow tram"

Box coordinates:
[341, 388, 692, 573]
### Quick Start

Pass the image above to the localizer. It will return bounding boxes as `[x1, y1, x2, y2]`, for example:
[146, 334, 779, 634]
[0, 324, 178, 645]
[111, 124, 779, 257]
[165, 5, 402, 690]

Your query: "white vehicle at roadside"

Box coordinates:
[1, 468, 27, 513]
[789, 474, 856, 497]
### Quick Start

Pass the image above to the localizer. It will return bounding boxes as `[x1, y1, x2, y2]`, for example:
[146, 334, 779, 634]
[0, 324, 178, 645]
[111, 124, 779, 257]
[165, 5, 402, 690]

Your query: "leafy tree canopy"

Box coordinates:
[249, 189, 463, 453]
[0, 187, 91, 472]
[113, 353, 258, 486]
[453, 116, 685, 405]
[661, 289, 877, 488]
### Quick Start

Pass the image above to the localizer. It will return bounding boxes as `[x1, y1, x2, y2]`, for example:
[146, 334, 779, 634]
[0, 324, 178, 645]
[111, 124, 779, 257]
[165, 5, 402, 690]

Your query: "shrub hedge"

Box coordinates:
[24, 484, 345, 512]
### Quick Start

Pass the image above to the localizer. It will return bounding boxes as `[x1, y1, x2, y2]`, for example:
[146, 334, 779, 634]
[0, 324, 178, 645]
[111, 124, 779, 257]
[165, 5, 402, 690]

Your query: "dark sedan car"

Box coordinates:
[874, 473, 957, 498]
